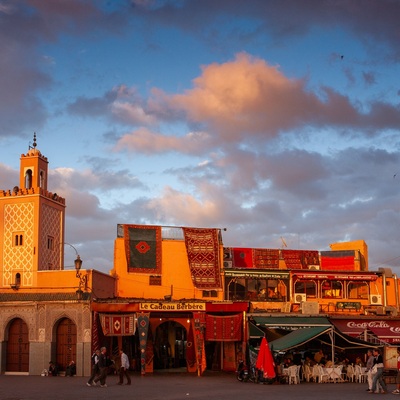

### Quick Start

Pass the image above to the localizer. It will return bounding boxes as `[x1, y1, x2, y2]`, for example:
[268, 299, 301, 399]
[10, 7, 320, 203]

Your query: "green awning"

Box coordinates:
[249, 322, 266, 338]
[269, 326, 332, 352]
[252, 316, 331, 328]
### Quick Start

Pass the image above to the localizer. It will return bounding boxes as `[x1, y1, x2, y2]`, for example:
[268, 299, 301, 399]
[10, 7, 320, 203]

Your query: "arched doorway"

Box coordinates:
[56, 318, 77, 371]
[154, 321, 187, 370]
[6, 318, 29, 373]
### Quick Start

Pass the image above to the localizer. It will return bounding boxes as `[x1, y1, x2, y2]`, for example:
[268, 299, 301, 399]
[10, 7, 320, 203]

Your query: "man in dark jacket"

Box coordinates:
[93, 347, 110, 388]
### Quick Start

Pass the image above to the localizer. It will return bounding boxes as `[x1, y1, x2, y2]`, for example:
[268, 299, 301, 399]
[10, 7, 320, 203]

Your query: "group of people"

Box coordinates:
[367, 347, 400, 395]
[277, 346, 400, 393]
[47, 360, 75, 377]
[86, 347, 131, 388]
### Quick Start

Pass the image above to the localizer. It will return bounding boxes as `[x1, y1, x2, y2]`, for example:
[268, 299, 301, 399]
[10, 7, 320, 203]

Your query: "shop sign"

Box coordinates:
[139, 302, 206, 311]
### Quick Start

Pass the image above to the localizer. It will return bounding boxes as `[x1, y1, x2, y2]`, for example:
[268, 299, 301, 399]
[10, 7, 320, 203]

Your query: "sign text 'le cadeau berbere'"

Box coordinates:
[139, 302, 206, 311]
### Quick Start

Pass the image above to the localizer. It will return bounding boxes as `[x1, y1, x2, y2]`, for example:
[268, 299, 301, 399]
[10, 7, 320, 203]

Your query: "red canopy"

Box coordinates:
[255, 337, 276, 379]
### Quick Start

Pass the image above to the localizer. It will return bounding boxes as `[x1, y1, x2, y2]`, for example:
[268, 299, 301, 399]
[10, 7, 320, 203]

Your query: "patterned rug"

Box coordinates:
[253, 248, 279, 269]
[124, 224, 162, 274]
[205, 314, 242, 341]
[99, 314, 136, 336]
[182, 227, 222, 289]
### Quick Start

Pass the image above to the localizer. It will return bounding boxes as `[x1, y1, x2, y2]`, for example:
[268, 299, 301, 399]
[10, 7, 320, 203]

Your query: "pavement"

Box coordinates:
[0, 371, 396, 400]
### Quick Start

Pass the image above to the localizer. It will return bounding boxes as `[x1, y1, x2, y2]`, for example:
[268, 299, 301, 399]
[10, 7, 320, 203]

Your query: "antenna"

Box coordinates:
[280, 237, 287, 248]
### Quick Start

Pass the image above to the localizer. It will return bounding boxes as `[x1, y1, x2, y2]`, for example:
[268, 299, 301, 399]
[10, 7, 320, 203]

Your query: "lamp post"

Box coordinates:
[63, 242, 86, 299]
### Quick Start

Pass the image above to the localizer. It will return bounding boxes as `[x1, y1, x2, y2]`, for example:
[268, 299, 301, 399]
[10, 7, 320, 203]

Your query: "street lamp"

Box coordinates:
[63, 242, 87, 298]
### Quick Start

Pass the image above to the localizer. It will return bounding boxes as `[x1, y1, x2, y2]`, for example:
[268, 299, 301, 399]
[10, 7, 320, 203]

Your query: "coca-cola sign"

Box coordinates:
[333, 319, 400, 343]
[347, 320, 390, 329]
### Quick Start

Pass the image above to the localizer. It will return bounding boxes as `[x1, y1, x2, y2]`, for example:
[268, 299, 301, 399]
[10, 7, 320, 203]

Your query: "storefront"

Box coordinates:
[92, 299, 248, 375]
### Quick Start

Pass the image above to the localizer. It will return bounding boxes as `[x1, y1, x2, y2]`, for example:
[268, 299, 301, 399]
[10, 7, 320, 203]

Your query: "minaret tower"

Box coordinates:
[0, 134, 66, 288]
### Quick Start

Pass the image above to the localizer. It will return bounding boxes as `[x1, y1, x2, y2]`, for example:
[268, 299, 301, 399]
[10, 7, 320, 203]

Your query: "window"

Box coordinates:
[202, 290, 218, 298]
[347, 281, 369, 299]
[39, 170, 45, 188]
[15, 273, 21, 285]
[149, 275, 161, 286]
[25, 169, 33, 189]
[321, 280, 343, 299]
[13, 233, 24, 246]
[294, 280, 317, 297]
[47, 236, 54, 250]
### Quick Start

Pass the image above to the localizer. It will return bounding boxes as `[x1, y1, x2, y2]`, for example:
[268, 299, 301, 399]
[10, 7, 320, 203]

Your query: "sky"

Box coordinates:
[0, 0, 399, 275]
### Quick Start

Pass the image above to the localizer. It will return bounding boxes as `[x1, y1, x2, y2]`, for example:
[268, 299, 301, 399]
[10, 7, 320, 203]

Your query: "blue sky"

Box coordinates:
[0, 0, 399, 274]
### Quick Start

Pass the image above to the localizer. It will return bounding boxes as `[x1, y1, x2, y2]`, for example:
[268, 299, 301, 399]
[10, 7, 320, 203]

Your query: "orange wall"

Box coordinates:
[113, 237, 224, 301]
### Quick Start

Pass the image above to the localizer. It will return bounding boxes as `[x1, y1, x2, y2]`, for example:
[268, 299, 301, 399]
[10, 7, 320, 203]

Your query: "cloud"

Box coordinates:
[113, 127, 214, 155]
[130, 0, 400, 59]
[0, 1, 128, 137]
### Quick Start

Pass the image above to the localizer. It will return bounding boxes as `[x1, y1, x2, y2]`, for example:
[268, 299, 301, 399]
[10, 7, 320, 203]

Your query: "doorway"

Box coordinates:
[154, 321, 187, 370]
[6, 318, 29, 373]
[56, 318, 77, 371]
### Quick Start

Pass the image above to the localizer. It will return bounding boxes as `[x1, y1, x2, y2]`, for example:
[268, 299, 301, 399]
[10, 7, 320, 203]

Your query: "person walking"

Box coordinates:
[87, 349, 100, 386]
[370, 348, 387, 394]
[392, 347, 400, 394]
[93, 347, 110, 388]
[118, 349, 131, 385]
[366, 349, 375, 392]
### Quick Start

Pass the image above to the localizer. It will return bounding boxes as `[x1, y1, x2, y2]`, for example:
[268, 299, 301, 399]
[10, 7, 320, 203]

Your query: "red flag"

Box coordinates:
[255, 337, 276, 379]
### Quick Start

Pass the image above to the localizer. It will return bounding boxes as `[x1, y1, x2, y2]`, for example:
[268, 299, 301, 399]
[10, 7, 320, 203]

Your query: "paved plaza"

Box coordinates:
[0, 371, 396, 400]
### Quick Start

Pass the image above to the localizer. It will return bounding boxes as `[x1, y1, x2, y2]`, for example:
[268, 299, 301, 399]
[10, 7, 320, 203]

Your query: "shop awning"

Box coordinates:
[269, 326, 332, 352]
[331, 319, 400, 343]
[249, 322, 266, 338]
[252, 316, 331, 329]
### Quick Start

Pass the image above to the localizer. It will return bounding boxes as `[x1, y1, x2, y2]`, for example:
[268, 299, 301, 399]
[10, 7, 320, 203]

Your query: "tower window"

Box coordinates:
[25, 169, 33, 189]
[15, 273, 21, 285]
[13, 233, 24, 246]
[39, 170, 45, 188]
[47, 236, 54, 250]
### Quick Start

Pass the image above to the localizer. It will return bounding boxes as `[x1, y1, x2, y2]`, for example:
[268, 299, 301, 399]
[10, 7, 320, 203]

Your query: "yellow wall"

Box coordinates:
[113, 237, 224, 301]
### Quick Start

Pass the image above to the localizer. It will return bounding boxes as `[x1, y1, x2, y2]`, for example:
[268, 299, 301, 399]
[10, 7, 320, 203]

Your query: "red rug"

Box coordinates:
[253, 248, 279, 269]
[205, 314, 242, 341]
[99, 314, 136, 336]
[182, 228, 222, 289]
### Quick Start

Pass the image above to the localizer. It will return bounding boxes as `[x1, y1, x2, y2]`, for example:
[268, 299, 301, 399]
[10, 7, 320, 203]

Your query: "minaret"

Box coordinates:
[0, 134, 66, 289]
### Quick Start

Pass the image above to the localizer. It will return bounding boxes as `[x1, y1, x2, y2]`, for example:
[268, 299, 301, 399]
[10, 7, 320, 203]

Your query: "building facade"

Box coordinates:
[1, 137, 399, 376]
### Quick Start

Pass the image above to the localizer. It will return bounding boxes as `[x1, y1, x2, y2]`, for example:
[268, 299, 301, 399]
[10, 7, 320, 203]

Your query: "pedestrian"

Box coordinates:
[65, 360, 76, 377]
[48, 361, 58, 376]
[392, 347, 400, 394]
[93, 347, 110, 388]
[366, 349, 375, 392]
[87, 349, 100, 386]
[118, 349, 131, 385]
[370, 348, 387, 394]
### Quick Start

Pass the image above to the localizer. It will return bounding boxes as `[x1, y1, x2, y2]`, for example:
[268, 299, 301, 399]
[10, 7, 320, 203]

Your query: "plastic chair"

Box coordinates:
[303, 364, 313, 383]
[354, 365, 368, 383]
[316, 365, 329, 383]
[287, 365, 300, 384]
[330, 365, 343, 383]
[346, 364, 355, 382]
